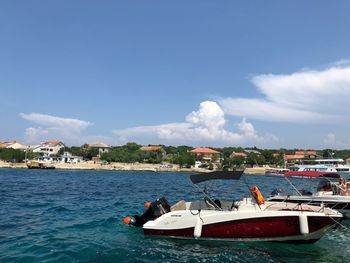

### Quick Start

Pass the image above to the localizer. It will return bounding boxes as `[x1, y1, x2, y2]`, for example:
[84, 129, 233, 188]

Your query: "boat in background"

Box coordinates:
[265, 168, 289, 176]
[123, 171, 343, 243]
[26, 160, 55, 169]
[268, 173, 350, 218]
[284, 165, 340, 178]
[313, 158, 350, 173]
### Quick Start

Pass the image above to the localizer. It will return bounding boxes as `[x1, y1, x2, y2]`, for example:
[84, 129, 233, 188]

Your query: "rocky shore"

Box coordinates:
[0, 161, 209, 173]
[0, 160, 267, 174]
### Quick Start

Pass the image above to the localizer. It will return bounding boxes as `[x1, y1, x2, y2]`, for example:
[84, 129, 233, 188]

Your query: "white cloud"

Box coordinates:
[20, 113, 93, 144]
[186, 101, 226, 128]
[20, 113, 92, 129]
[113, 101, 277, 146]
[24, 127, 49, 144]
[321, 133, 350, 149]
[219, 63, 350, 124]
[323, 133, 336, 145]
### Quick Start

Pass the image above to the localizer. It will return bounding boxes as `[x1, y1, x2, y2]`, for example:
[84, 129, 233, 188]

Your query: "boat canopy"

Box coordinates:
[190, 170, 244, 184]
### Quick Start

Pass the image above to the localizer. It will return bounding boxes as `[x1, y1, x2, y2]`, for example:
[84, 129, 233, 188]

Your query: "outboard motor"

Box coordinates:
[123, 197, 171, 227]
[299, 189, 313, 196]
[270, 188, 284, 196]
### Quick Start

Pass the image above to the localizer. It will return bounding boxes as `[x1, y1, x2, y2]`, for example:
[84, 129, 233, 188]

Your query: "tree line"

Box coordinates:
[1, 143, 350, 168]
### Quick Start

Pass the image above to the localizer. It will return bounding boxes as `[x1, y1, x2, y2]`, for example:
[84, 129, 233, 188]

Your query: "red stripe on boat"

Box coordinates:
[283, 171, 340, 178]
[144, 216, 337, 238]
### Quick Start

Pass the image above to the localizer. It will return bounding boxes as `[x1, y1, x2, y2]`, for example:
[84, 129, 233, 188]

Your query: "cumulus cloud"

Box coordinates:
[20, 113, 92, 144]
[321, 132, 350, 149]
[219, 63, 350, 123]
[113, 101, 277, 146]
[323, 133, 336, 145]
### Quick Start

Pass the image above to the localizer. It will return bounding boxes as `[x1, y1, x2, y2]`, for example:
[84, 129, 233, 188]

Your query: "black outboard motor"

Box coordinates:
[270, 188, 284, 196]
[123, 197, 171, 227]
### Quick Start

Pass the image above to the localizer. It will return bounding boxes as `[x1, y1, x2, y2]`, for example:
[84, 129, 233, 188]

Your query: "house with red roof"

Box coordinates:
[140, 145, 166, 159]
[33, 141, 65, 155]
[190, 147, 222, 163]
[0, 141, 16, 148]
[230, 151, 248, 158]
[0, 141, 28, 151]
[284, 150, 320, 168]
[140, 145, 164, 152]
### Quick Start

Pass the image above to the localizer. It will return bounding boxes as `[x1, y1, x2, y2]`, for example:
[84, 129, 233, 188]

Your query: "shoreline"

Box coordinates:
[0, 161, 267, 174]
[0, 161, 209, 173]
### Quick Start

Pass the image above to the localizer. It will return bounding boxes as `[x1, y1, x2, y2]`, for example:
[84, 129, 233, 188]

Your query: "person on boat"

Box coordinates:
[338, 178, 348, 196]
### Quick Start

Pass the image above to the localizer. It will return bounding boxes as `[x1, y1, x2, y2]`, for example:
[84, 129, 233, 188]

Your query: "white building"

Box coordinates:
[33, 141, 65, 155]
[61, 152, 83, 164]
[8, 142, 28, 151]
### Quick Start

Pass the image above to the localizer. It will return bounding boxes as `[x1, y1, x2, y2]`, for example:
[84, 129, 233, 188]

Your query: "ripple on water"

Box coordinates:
[0, 169, 349, 262]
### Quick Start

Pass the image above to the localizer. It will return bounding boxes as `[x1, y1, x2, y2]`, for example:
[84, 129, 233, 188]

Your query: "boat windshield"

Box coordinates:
[316, 179, 333, 192]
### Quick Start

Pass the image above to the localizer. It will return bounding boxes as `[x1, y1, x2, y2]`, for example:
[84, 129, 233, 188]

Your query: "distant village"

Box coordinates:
[1, 140, 350, 171]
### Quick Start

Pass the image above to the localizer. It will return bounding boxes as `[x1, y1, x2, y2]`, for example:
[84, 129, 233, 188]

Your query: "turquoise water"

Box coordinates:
[0, 169, 349, 262]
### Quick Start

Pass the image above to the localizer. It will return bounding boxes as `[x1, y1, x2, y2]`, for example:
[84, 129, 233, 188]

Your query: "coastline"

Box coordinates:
[0, 160, 209, 173]
[0, 160, 268, 174]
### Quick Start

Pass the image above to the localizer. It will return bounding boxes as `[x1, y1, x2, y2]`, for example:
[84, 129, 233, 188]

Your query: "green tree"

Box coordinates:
[0, 148, 25, 162]
[172, 153, 195, 168]
[246, 153, 258, 167]
[232, 156, 245, 167]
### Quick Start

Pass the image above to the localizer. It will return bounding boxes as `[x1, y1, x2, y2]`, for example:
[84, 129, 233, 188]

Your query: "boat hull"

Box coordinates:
[284, 171, 340, 178]
[143, 211, 341, 242]
[27, 165, 55, 169]
[26, 161, 55, 169]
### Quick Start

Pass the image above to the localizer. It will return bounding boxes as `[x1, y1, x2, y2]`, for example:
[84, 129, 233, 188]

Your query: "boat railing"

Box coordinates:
[264, 199, 328, 213]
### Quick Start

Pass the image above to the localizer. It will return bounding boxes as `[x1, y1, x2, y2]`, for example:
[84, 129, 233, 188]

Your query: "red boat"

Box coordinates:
[284, 171, 340, 178]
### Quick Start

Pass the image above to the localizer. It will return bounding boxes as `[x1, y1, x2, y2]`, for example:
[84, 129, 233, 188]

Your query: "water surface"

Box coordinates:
[0, 169, 349, 262]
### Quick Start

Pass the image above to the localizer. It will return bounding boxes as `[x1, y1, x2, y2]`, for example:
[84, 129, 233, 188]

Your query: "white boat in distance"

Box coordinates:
[268, 174, 350, 218]
[313, 158, 350, 173]
[265, 168, 290, 176]
[290, 164, 338, 173]
[124, 171, 343, 243]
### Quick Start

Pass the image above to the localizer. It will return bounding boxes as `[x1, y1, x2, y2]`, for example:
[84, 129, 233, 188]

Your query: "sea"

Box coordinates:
[1, 169, 349, 263]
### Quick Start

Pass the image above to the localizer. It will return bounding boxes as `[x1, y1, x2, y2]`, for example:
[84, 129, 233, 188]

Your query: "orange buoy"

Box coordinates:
[250, 186, 265, 205]
[123, 217, 132, 225]
[144, 202, 151, 209]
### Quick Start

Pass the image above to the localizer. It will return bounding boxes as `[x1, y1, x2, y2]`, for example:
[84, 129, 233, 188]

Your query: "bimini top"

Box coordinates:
[190, 170, 244, 184]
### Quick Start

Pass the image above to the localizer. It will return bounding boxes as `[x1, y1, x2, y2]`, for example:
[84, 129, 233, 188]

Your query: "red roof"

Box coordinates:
[232, 152, 247, 157]
[295, 151, 318, 155]
[191, 148, 220, 154]
[141, 145, 163, 151]
[284, 154, 305, 160]
[0, 141, 16, 148]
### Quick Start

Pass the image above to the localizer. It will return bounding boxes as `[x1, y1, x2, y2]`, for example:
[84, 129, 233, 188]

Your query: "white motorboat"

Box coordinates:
[268, 175, 350, 218]
[124, 171, 342, 243]
[290, 164, 338, 173]
[284, 165, 340, 178]
[313, 158, 350, 173]
[265, 167, 290, 176]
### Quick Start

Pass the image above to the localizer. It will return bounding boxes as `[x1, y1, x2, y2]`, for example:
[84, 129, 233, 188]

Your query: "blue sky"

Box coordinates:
[1, 1, 350, 149]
